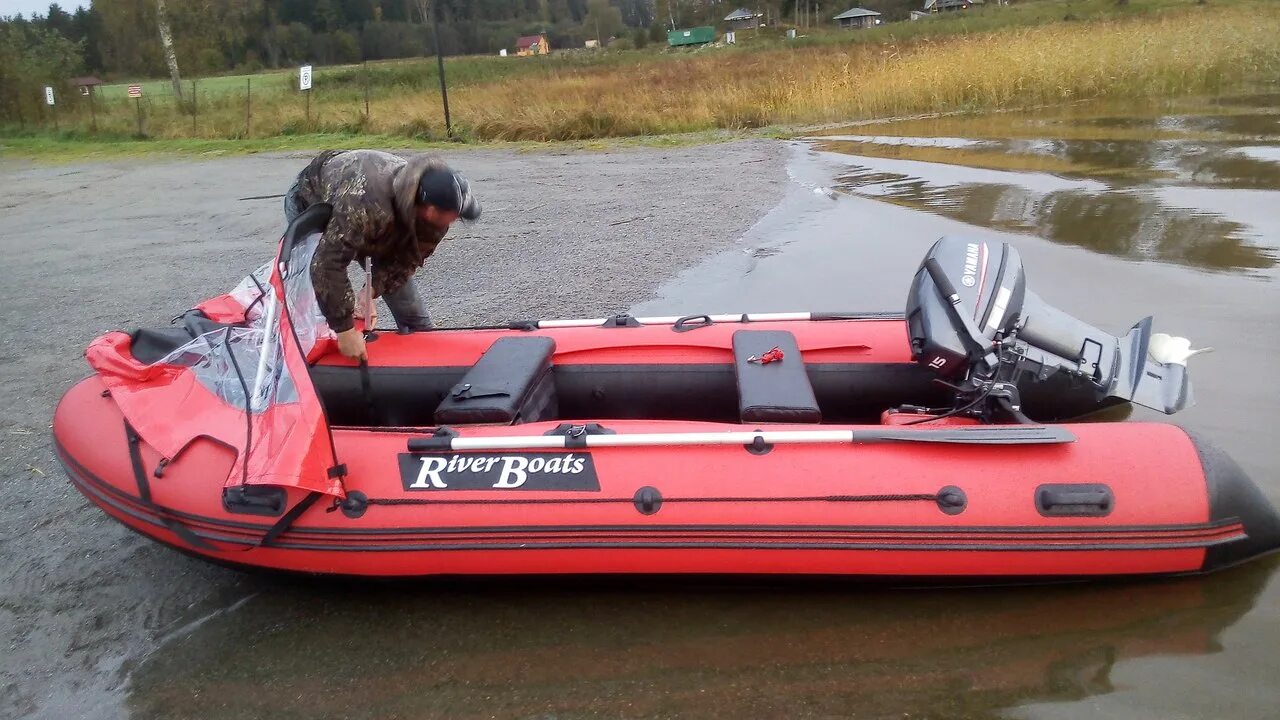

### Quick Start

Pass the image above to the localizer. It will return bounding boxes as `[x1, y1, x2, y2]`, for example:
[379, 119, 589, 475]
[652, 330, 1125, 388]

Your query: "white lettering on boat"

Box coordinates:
[401, 452, 596, 491]
[411, 457, 450, 489]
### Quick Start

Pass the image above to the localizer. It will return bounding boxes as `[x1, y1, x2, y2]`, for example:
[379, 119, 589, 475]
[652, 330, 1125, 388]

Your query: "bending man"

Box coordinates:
[284, 149, 480, 359]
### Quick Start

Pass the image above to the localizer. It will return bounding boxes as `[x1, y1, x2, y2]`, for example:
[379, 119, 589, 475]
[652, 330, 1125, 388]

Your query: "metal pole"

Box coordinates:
[405, 426, 1073, 453]
[89, 87, 97, 133]
[191, 79, 197, 134]
[305, 88, 310, 123]
[249, 294, 280, 411]
[245, 77, 251, 138]
[431, 1, 453, 138]
[363, 59, 370, 119]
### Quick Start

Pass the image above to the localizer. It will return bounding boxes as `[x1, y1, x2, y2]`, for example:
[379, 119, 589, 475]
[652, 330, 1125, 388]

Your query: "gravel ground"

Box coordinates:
[0, 140, 787, 719]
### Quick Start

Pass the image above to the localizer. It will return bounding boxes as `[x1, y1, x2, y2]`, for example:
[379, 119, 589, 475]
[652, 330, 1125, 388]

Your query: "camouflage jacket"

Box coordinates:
[293, 149, 450, 333]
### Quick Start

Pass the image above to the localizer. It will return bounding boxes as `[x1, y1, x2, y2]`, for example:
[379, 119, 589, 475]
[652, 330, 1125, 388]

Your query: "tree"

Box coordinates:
[44, 3, 73, 36]
[70, 7, 103, 72]
[155, 0, 183, 100]
[412, 0, 431, 24]
[619, 0, 654, 27]
[0, 22, 83, 123]
[584, 0, 622, 44]
[274, 22, 314, 64]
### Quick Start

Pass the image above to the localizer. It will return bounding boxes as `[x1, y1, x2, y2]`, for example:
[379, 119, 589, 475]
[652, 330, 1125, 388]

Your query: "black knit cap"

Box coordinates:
[417, 167, 481, 220]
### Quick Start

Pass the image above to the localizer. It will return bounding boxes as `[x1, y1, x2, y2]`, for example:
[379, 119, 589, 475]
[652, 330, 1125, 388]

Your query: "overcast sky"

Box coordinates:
[0, 0, 85, 19]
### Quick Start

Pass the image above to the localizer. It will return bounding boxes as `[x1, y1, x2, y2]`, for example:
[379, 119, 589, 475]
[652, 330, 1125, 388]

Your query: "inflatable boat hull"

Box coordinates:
[54, 374, 1279, 581]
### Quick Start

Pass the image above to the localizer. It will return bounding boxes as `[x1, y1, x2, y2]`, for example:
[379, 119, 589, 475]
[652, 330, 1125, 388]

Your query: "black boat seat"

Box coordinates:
[732, 330, 822, 424]
[434, 336, 558, 425]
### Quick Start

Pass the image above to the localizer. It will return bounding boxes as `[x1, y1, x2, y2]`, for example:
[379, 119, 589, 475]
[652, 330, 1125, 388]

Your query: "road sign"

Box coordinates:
[299, 65, 313, 91]
[127, 85, 143, 98]
[44, 86, 55, 105]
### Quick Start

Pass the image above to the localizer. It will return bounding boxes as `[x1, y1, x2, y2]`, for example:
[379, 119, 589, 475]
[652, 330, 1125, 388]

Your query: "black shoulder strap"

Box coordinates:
[124, 422, 217, 551]
[259, 491, 323, 548]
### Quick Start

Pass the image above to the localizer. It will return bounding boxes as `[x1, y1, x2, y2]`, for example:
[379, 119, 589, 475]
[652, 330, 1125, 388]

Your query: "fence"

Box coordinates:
[0, 60, 453, 141]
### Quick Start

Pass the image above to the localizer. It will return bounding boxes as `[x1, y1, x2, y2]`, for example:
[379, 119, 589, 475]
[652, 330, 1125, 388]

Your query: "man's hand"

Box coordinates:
[335, 328, 368, 361]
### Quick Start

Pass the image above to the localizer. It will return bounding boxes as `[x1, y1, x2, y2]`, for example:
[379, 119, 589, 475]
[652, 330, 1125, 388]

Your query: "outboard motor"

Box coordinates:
[905, 237, 1204, 421]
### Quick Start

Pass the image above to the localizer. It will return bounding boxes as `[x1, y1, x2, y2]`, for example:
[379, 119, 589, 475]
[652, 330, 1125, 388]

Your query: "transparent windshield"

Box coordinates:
[155, 232, 330, 413]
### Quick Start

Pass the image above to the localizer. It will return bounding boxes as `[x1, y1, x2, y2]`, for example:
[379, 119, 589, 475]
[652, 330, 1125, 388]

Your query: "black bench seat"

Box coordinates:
[732, 330, 822, 424]
[434, 336, 558, 425]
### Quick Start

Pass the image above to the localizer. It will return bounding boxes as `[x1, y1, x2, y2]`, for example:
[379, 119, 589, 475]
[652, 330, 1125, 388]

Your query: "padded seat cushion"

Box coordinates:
[732, 330, 822, 423]
[434, 336, 558, 425]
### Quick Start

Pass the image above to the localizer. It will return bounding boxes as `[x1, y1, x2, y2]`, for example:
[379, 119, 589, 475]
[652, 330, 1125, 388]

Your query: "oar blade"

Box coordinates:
[863, 426, 1077, 445]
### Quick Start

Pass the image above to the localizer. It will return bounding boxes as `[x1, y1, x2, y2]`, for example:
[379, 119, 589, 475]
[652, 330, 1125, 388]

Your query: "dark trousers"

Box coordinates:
[285, 177, 433, 331]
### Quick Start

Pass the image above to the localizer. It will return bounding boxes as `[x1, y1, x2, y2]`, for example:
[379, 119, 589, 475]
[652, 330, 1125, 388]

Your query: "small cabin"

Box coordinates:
[832, 8, 882, 29]
[923, 0, 984, 12]
[70, 76, 104, 96]
[723, 7, 763, 31]
[516, 34, 551, 56]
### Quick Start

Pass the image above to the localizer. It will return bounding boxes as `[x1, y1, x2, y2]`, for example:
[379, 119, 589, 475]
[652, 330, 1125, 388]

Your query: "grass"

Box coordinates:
[0, 128, 749, 162]
[5, 0, 1279, 154]
[96, 70, 294, 101]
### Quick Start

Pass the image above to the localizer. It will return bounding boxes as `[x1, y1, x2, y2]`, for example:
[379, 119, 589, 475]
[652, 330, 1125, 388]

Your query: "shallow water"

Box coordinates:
[125, 94, 1280, 719]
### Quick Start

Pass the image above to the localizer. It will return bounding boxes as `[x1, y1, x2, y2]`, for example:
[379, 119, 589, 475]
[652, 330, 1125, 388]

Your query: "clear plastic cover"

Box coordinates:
[155, 232, 330, 413]
[281, 231, 330, 357]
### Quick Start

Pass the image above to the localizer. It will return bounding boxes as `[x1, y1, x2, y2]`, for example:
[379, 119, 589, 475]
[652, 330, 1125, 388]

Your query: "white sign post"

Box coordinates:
[43, 86, 58, 130]
[299, 64, 313, 123]
[128, 85, 144, 135]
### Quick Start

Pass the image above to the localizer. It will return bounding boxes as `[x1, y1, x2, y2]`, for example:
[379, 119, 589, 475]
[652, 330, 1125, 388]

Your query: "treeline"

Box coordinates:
[0, 0, 925, 125]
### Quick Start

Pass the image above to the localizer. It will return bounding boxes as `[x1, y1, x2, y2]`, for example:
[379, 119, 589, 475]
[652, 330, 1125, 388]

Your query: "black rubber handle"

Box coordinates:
[924, 257, 996, 367]
[1035, 484, 1114, 517]
[673, 314, 713, 333]
[925, 258, 959, 299]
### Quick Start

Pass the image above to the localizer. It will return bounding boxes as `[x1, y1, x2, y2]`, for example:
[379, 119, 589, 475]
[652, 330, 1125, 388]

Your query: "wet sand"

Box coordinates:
[0, 141, 787, 719]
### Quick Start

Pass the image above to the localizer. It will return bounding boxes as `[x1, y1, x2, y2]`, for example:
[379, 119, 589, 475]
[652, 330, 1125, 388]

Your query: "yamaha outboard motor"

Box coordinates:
[905, 237, 1203, 421]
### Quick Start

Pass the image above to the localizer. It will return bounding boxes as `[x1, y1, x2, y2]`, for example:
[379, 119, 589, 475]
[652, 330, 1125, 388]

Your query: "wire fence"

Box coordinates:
[0, 60, 452, 141]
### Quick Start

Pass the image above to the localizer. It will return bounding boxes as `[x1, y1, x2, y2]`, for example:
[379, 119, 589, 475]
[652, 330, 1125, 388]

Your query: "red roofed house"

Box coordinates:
[516, 33, 551, 56]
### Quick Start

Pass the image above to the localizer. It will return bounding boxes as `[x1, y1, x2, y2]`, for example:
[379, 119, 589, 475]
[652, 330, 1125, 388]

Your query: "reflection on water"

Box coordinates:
[811, 93, 1280, 273]
[127, 562, 1276, 720]
[832, 166, 1271, 272]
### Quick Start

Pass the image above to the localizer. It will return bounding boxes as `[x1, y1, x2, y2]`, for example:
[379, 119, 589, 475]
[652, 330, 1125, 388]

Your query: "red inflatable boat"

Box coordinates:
[53, 206, 1280, 581]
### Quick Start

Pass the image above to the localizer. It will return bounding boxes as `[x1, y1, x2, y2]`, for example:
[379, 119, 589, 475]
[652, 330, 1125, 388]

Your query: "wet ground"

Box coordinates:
[0, 141, 787, 719]
[5, 91, 1280, 719]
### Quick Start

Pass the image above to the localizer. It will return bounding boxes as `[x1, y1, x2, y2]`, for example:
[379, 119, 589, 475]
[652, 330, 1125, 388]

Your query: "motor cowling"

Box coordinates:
[905, 237, 1026, 378]
[905, 236, 1195, 417]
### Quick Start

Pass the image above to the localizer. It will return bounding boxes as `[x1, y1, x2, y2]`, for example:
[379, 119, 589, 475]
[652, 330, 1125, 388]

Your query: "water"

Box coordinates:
[125, 93, 1280, 719]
